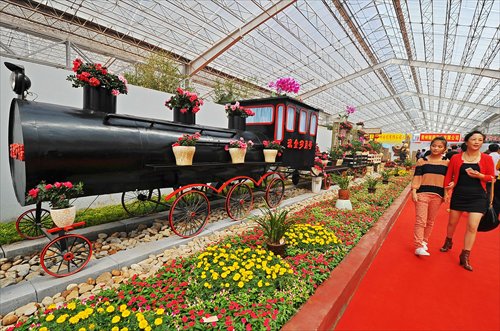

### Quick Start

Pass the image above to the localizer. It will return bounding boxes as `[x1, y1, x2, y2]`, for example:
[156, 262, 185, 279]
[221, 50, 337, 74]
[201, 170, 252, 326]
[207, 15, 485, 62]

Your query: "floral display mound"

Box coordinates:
[9, 176, 410, 331]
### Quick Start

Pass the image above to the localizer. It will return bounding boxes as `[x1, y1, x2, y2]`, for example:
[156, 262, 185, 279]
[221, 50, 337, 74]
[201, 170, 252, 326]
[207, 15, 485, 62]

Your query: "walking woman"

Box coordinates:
[440, 131, 496, 271]
[411, 136, 449, 256]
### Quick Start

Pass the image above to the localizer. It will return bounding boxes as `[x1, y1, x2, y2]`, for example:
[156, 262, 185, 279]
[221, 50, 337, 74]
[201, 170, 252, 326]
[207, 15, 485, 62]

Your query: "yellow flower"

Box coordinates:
[78, 328, 87, 331]
[122, 310, 131, 317]
[97, 307, 104, 313]
[136, 313, 145, 321]
[112, 315, 121, 323]
[69, 316, 80, 324]
[121, 328, 129, 331]
[40, 328, 48, 331]
[47, 304, 56, 310]
[46, 314, 55, 322]
[238, 281, 244, 288]
[112, 327, 119, 331]
[106, 305, 116, 313]
[56, 315, 67, 323]
[67, 301, 77, 310]
[139, 319, 148, 329]
[154, 318, 163, 325]
[119, 304, 127, 312]
[156, 308, 164, 315]
[89, 324, 95, 330]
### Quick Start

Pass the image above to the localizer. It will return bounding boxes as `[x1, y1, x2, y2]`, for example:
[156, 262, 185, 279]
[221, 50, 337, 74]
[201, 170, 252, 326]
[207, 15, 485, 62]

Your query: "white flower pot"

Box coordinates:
[336, 159, 344, 166]
[263, 149, 278, 163]
[321, 160, 329, 167]
[173, 146, 196, 165]
[50, 206, 76, 228]
[229, 148, 246, 164]
[311, 177, 322, 193]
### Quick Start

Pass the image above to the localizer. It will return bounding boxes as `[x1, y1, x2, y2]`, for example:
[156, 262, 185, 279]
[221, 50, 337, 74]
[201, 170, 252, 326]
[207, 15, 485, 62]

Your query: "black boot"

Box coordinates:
[440, 237, 453, 252]
[459, 250, 473, 271]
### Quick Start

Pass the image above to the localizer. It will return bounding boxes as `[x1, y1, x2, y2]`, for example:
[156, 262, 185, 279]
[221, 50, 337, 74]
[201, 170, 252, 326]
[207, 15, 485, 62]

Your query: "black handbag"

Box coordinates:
[478, 181, 499, 232]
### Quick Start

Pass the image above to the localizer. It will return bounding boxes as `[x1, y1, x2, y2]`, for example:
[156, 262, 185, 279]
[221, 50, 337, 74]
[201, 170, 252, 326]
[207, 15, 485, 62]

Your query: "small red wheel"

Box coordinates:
[225, 182, 254, 221]
[40, 234, 92, 277]
[16, 208, 54, 239]
[265, 177, 285, 208]
[323, 175, 332, 190]
[169, 190, 210, 238]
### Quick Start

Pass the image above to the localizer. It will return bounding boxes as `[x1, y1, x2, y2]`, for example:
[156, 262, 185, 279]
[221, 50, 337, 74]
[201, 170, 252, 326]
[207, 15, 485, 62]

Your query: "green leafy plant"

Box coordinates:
[403, 159, 413, 167]
[329, 146, 344, 160]
[124, 52, 186, 93]
[253, 207, 295, 244]
[332, 174, 350, 190]
[365, 176, 378, 189]
[213, 78, 256, 104]
[381, 170, 391, 181]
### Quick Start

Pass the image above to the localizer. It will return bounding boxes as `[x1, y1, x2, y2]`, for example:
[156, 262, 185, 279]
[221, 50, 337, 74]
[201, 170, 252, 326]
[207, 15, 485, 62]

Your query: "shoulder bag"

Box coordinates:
[478, 180, 499, 232]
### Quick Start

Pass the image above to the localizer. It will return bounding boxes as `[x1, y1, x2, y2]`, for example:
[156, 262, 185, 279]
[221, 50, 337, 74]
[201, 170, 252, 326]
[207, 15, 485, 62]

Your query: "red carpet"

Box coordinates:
[335, 198, 500, 331]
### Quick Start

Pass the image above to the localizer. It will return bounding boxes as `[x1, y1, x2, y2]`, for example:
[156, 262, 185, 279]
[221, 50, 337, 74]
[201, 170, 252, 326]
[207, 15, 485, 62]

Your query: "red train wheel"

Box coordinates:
[169, 190, 210, 238]
[40, 234, 92, 277]
[225, 182, 254, 221]
[16, 208, 54, 239]
[323, 175, 332, 190]
[265, 177, 285, 208]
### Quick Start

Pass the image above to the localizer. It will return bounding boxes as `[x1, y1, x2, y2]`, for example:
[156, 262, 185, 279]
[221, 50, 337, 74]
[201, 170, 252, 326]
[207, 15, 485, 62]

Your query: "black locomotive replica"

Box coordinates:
[6, 61, 328, 240]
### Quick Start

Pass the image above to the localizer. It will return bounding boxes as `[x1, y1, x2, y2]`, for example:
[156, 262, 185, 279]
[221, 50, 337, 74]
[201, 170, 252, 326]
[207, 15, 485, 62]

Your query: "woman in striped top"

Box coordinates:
[411, 136, 449, 256]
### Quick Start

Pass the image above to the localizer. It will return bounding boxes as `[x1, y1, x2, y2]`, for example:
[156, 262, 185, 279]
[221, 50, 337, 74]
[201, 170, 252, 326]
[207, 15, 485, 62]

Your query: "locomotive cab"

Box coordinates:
[239, 96, 319, 170]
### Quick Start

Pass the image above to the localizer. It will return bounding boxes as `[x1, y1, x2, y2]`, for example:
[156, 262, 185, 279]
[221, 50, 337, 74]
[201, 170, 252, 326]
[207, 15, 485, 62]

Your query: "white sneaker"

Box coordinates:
[415, 247, 430, 256]
[422, 242, 428, 251]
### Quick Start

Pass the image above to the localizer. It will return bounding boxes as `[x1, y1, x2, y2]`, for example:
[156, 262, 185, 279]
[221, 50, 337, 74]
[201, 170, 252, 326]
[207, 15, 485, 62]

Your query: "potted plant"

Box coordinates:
[165, 87, 204, 124]
[329, 146, 344, 166]
[381, 170, 391, 184]
[172, 132, 201, 166]
[225, 137, 254, 164]
[67, 58, 128, 113]
[403, 159, 413, 170]
[262, 140, 285, 163]
[267, 77, 301, 96]
[332, 174, 352, 210]
[26, 181, 84, 228]
[224, 101, 255, 130]
[366, 176, 378, 193]
[253, 207, 295, 257]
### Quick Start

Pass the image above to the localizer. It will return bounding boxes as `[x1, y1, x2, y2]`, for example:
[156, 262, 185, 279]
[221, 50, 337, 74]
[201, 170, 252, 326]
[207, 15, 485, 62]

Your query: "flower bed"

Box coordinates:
[8, 176, 410, 331]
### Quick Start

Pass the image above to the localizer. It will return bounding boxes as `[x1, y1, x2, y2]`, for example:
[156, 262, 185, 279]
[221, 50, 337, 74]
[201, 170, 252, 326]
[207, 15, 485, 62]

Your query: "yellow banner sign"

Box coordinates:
[372, 133, 411, 144]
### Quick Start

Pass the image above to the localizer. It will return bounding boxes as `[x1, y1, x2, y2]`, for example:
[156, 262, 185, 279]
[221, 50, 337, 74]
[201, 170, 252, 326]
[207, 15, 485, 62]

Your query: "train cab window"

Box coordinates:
[298, 109, 307, 134]
[309, 113, 318, 136]
[286, 106, 295, 132]
[246, 106, 274, 124]
[275, 105, 284, 140]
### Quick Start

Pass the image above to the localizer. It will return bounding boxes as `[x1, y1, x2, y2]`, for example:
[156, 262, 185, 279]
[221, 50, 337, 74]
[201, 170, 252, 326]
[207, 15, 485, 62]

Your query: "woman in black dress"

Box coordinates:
[441, 131, 495, 271]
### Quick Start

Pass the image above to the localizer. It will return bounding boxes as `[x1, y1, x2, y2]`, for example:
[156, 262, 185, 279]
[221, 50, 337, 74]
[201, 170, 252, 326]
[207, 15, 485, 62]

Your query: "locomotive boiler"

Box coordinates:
[6, 61, 320, 210]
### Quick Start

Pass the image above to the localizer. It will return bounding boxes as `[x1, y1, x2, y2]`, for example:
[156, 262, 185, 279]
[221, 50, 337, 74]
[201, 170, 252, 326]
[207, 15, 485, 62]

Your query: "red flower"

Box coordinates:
[28, 188, 39, 198]
[63, 182, 73, 188]
[45, 184, 53, 190]
[88, 77, 100, 87]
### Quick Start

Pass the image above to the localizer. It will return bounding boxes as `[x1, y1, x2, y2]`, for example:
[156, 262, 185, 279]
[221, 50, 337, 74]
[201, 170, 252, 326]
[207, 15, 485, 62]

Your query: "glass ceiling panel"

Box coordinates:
[0, 0, 497, 134]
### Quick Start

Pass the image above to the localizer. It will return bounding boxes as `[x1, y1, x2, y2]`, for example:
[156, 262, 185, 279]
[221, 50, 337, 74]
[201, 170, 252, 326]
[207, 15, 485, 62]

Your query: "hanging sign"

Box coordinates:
[373, 133, 410, 144]
[419, 133, 461, 142]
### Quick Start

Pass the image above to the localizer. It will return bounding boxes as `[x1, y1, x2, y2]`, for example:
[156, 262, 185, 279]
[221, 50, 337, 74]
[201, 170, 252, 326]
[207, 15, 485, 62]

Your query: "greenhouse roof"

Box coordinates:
[1, 0, 498, 134]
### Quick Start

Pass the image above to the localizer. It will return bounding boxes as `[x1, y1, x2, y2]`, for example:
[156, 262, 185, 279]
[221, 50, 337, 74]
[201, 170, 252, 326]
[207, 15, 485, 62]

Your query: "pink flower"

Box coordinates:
[180, 108, 187, 114]
[111, 89, 120, 96]
[64, 182, 73, 188]
[54, 182, 62, 188]
[45, 184, 53, 190]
